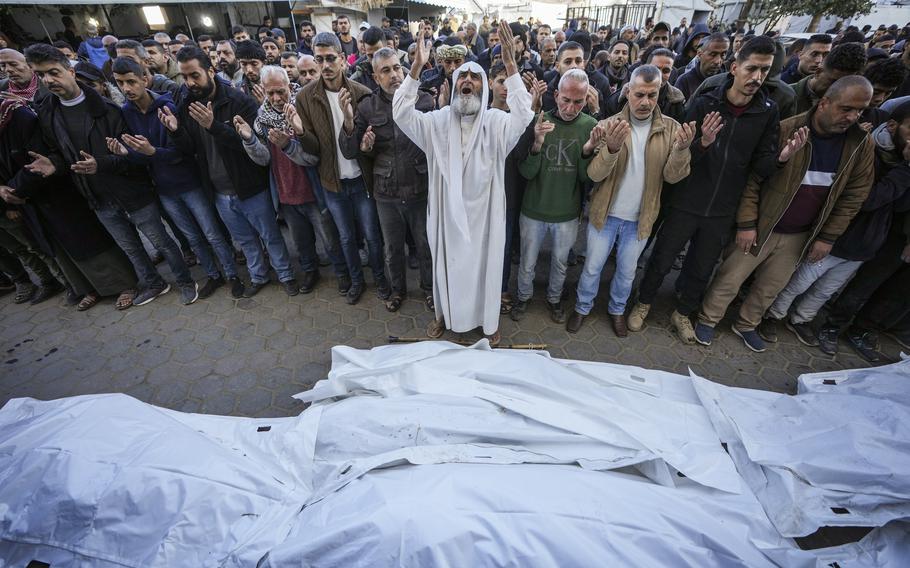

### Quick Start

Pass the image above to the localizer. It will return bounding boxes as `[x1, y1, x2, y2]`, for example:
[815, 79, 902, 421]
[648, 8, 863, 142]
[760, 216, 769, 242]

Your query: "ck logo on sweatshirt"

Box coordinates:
[545, 138, 579, 168]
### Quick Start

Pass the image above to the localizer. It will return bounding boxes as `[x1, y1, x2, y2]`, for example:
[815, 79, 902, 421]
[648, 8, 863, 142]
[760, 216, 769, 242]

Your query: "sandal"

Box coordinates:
[484, 330, 502, 347]
[115, 289, 136, 311]
[385, 295, 403, 313]
[426, 318, 445, 339]
[500, 292, 514, 314]
[76, 292, 100, 311]
[424, 294, 434, 311]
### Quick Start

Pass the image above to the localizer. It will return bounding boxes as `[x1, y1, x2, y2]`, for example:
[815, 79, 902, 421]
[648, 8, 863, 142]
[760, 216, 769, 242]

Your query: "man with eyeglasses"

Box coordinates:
[295, 32, 389, 304]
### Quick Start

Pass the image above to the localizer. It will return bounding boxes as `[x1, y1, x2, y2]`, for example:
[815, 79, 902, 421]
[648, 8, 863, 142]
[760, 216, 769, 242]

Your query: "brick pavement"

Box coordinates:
[0, 247, 900, 417]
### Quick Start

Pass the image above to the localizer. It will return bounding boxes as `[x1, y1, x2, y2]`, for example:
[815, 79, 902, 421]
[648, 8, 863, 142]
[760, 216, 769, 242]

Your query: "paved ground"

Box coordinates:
[0, 240, 901, 417]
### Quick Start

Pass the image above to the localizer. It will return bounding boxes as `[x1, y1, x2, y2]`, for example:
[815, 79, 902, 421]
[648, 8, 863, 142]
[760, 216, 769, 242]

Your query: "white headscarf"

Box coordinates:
[427, 61, 490, 240]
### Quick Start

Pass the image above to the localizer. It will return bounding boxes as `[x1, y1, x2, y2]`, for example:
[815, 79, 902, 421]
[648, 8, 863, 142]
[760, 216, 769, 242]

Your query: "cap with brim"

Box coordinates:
[653, 22, 670, 34]
[359, 22, 370, 30]
[271, 28, 285, 37]
[74, 62, 104, 82]
[866, 47, 888, 61]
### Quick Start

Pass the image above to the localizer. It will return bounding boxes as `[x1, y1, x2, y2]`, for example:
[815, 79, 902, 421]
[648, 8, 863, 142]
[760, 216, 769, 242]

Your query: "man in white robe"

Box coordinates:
[393, 20, 534, 344]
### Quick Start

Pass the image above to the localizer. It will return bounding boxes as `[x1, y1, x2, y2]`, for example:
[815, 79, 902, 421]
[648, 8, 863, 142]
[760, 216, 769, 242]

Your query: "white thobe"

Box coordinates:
[393, 64, 533, 334]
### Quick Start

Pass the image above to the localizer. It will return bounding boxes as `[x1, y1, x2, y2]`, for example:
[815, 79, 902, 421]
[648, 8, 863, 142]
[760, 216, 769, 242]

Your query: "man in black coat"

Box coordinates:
[24, 43, 197, 308]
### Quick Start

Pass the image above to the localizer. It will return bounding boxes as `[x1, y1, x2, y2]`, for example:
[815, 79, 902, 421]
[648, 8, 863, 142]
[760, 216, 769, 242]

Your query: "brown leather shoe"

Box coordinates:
[566, 310, 586, 333]
[611, 314, 629, 337]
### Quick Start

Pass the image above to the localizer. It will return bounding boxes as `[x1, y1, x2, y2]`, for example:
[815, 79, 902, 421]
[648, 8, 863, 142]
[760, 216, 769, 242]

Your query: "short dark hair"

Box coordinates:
[24, 43, 70, 68]
[231, 25, 246, 35]
[807, 33, 833, 47]
[52, 40, 72, 51]
[788, 38, 807, 56]
[168, 39, 183, 46]
[280, 51, 298, 62]
[557, 40, 585, 60]
[646, 47, 675, 63]
[141, 39, 165, 53]
[197, 34, 212, 43]
[337, 15, 350, 23]
[488, 62, 507, 80]
[864, 57, 908, 89]
[837, 30, 867, 44]
[382, 28, 396, 42]
[300, 20, 315, 31]
[258, 26, 272, 36]
[824, 42, 867, 74]
[176, 45, 213, 70]
[235, 40, 266, 61]
[609, 39, 632, 52]
[362, 26, 384, 46]
[736, 35, 776, 63]
[874, 33, 896, 45]
[313, 32, 343, 53]
[111, 56, 144, 77]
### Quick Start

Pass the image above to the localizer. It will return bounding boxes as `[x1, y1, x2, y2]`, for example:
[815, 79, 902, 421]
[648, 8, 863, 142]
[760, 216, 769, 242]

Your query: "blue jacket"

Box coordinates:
[121, 91, 202, 195]
[77, 37, 109, 69]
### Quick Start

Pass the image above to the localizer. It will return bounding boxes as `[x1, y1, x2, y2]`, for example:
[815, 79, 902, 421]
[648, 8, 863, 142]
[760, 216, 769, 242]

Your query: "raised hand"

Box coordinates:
[699, 112, 724, 147]
[498, 19, 517, 72]
[530, 79, 547, 112]
[284, 104, 303, 135]
[604, 117, 631, 154]
[778, 126, 809, 163]
[122, 134, 155, 156]
[736, 229, 757, 254]
[585, 85, 600, 114]
[437, 80, 450, 109]
[410, 38, 431, 79]
[521, 71, 535, 91]
[268, 128, 292, 149]
[158, 106, 178, 132]
[338, 87, 355, 129]
[583, 121, 607, 154]
[360, 125, 376, 152]
[252, 83, 266, 105]
[188, 101, 215, 130]
[674, 120, 696, 150]
[25, 152, 56, 177]
[71, 150, 97, 175]
[232, 115, 253, 141]
[531, 112, 556, 153]
[105, 136, 128, 156]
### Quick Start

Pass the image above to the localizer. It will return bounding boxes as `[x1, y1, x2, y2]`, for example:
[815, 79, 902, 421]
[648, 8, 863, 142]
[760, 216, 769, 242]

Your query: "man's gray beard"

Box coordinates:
[452, 92, 482, 116]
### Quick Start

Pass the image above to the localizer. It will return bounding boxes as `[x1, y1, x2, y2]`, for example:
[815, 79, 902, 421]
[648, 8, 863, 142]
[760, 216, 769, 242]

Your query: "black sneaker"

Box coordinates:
[228, 277, 245, 299]
[13, 282, 36, 304]
[29, 281, 64, 305]
[281, 279, 300, 297]
[346, 281, 364, 305]
[337, 274, 352, 295]
[817, 326, 839, 356]
[786, 320, 819, 347]
[511, 299, 530, 321]
[179, 282, 200, 305]
[244, 280, 268, 298]
[376, 278, 391, 301]
[757, 317, 780, 343]
[198, 276, 224, 299]
[300, 270, 320, 294]
[547, 301, 566, 324]
[847, 331, 883, 363]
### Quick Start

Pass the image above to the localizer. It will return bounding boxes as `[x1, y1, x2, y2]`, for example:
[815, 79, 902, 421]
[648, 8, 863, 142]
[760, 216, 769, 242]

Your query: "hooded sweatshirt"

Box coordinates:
[120, 91, 202, 195]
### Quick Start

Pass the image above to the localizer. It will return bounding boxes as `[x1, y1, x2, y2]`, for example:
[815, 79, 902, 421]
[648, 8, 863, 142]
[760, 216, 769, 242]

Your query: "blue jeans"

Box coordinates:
[517, 214, 578, 304]
[214, 191, 294, 284]
[95, 202, 192, 289]
[575, 216, 647, 316]
[280, 201, 347, 277]
[159, 189, 238, 280]
[323, 177, 386, 286]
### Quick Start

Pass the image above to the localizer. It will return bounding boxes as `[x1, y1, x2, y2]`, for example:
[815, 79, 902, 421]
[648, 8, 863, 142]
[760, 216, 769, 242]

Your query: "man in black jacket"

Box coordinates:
[339, 47, 434, 312]
[541, 40, 609, 119]
[673, 33, 728, 100]
[25, 44, 197, 308]
[628, 36, 784, 343]
[161, 46, 298, 298]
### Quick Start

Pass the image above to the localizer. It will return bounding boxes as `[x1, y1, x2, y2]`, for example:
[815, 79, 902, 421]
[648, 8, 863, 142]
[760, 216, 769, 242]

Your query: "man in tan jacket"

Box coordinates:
[567, 65, 695, 336]
[696, 76, 875, 352]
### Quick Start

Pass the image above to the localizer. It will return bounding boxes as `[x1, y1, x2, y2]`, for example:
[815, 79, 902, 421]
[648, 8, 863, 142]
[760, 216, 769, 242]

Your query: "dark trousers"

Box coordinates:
[502, 206, 519, 293]
[638, 209, 732, 316]
[854, 265, 910, 335]
[0, 245, 28, 283]
[0, 216, 64, 286]
[375, 198, 432, 295]
[825, 231, 907, 330]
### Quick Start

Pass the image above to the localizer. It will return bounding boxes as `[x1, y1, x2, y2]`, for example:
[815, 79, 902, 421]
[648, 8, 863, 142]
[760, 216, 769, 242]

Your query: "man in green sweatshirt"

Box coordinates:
[512, 69, 604, 323]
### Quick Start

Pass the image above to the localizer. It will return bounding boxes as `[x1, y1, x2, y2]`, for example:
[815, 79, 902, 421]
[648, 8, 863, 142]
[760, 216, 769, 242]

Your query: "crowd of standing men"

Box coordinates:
[1, 13, 909, 362]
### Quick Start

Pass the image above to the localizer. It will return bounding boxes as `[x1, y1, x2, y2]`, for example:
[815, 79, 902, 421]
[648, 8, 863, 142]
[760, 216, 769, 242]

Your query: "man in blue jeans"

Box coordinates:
[295, 32, 389, 304]
[25, 43, 198, 307]
[567, 65, 694, 336]
[162, 46, 299, 298]
[109, 56, 240, 299]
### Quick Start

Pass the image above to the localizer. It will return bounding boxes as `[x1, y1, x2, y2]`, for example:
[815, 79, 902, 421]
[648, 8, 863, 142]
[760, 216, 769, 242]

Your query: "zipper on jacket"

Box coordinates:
[755, 141, 811, 258]
[703, 112, 737, 216]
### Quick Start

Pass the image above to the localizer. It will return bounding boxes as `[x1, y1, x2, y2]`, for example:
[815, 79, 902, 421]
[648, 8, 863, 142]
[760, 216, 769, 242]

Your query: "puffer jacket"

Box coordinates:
[586, 105, 691, 239]
[737, 109, 874, 259]
[338, 87, 434, 202]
